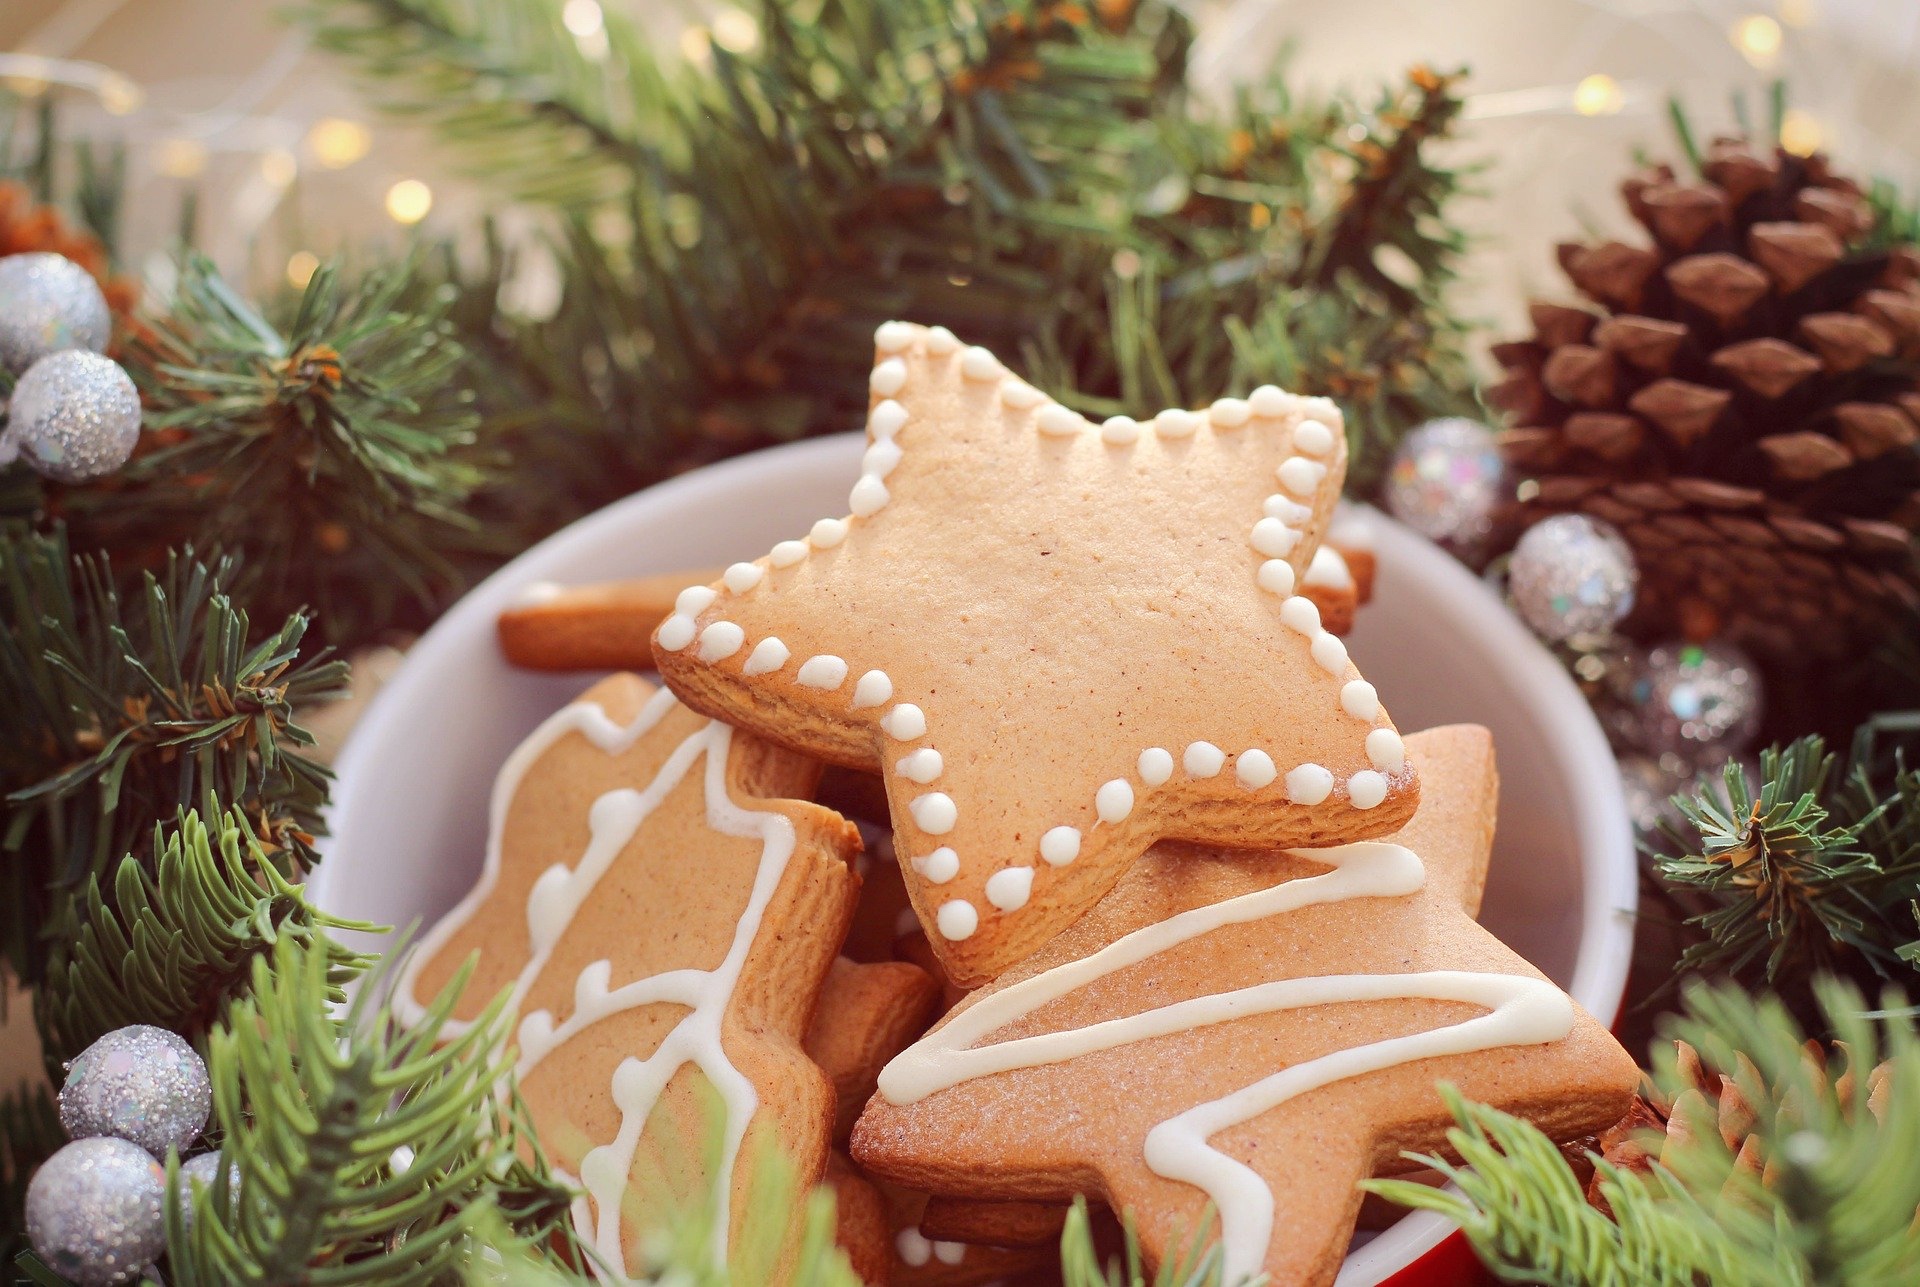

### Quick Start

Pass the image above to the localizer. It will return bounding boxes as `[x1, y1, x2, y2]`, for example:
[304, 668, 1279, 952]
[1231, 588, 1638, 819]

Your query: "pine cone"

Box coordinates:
[1588, 1038, 1891, 1213]
[1493, 138, 1920, 662]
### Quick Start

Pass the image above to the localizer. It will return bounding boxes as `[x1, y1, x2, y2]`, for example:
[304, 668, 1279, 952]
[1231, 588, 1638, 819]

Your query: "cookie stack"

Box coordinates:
[394, 323, 1637, 1286]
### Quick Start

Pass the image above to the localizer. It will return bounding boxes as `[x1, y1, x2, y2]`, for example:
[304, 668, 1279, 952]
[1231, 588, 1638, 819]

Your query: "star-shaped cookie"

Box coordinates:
[652, 321, 1417, 985]
[848, 725, 1637, 1286]
[393, 673, 862, 1275]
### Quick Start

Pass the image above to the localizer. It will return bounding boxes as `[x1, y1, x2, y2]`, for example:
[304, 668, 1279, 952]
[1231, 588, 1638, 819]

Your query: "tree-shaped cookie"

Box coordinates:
[393, 673, 862, 1274]
[652, 322, 1416, 985]
[849, 725, 1637, 1285]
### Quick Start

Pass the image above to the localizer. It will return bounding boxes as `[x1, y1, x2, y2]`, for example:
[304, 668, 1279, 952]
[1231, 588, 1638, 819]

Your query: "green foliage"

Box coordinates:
[166, 935, 579, 1286]
[1059, 1196, 1234, 1287]
[292, 0, 1474, 538]
[33, 806, 373, 1069]
[0, 528, 345, 998]
[61, 254, 489, 648]
[1651, 728, 1920, 1008]
[0, 1081, 63, 1266]
[1369, 979, 1920, 1287]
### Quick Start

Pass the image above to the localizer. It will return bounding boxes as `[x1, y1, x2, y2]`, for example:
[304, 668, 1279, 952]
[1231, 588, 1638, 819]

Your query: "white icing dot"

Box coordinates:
[1251, 517, 1300, 558]
[657, 613, 697, 651]
[742, 636, 790, 676]
[1367, 728, 1407, 773]
[985, 866, 1034, 912]
[849, 474, 890, 517]
[1154, 408, 1200, 438]
[1040, 826, 1081, 866]
[1184, 741, 1226, 777]
[1249, 384, 1291, 417]
[1305, 546, 1353, 590]
[1278, 456, 1328, 496]
[863, 438, 904, 479]
[896, 1228, 932, 1267]
[960, 346, 1003, 381]
[896, 748, 943, 783]
[1311, 630, 1349, 674]
[1258, 560, 1297, 596]
[875, 320, 915, 352]
[1286, 762, 1335, 805]
[1100, 415, 1140, 444]
[913, 847, 960, 884]
[1001, 379, 1045, 410]
[810, 517, 848, 548]
[1304, 395, 1343, 423]
[852, 670, 893, 709]
[1348, 770, 1389, 809]
[723, 561, 763, 593]
[1295, 418, 1336, 456]
[933, 1241, 968, 1266]
[696, 621, 745, 661]
[1264, 495, 1312, 524]
[870, 399, 909, 438]
[1138, 747, 1174, 786]
[1236, 749, 1277, 789]
[578, 1145, 625, 1195]
[796, 655, 849, 689]
[925, 326, 961, 355]
[882, 704, 926, 740]
[909, 793, 957, 834]
[1036, 404, 1084, 437]
[1095, 778, 1134, 823]
[1280, 596, 1321, 635]
[870, 357, 907, 396]
[936, 899, 978, 941]
[769, 539, 809, 568]
[1209, 397, 1251, 428]
[675, 585, 717, 615]
[1341, 680, 1380, 721]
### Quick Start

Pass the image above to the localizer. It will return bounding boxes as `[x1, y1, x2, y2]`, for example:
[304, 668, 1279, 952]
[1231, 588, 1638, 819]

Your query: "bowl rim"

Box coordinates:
[313, 430, 1637, 1284]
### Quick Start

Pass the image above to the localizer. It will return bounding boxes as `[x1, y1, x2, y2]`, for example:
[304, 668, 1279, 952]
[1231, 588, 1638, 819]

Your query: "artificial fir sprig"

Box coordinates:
[33, 806, 372, 1069]
[0, 1084, 63, 1266]
[1369, 980, 1920, 1286]
[1651, 728, 1920, 1005]
[165, 935, 581, 1286]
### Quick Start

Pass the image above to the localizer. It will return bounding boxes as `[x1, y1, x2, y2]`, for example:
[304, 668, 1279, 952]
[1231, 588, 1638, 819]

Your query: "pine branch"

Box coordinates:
[33, 805, 373, 1069]
[166, 936, 579, 1286]
[1651, 730, 1920, 1003]
[58, 254, 490, 648]
[1058, 1196, 1230, 1287]
[1368, 979, 1920, 1286]
[0, 1080, 63, 1265]
[0, 529, 345, 996]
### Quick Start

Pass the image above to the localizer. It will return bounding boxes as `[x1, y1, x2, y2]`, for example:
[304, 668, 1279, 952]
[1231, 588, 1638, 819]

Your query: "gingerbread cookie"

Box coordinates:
[804, 957, 943, 1143]
[392, 673, 862, 1274]
[850, 725, 1635, 1285]
[651, 322, 1417, 984]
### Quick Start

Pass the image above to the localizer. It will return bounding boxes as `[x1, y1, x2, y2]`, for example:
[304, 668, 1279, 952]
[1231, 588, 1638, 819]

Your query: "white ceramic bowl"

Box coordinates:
[312, 431, 1635, 1286]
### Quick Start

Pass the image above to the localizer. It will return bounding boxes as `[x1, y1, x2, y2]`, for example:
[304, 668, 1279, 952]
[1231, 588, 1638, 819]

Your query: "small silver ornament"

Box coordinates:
[5, 349, 142, 482]
[1617, 753, 1692, 842]
[1383, 417, 1506, 547]
[25, 1137, 167, 1287]
[1625, 641, 1764, 763]
[1508, 514, 1638, 643]
[60, 1024, 211, 1158]
[0, 252, 112, 375]
[176, 1149, 237, 1232]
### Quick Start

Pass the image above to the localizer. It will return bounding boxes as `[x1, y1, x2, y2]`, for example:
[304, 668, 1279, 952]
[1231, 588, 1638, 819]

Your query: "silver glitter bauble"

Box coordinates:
[25, 1137, 166, 1287]
[5, 349, 142, 482]
[176, 1149, 237, 1232]
[60, 1024, 211, 1158]
[1625, 641, 1764, 762]
[1382, 417, 1506, 547]
[1507, 514, 1638, 643]
[0, 252, 111, 375]
[1618, 753, 1692, 841]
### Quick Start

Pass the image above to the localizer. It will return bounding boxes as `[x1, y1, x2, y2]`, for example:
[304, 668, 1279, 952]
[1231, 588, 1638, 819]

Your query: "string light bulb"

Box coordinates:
[1732, 15, 1783, 68]
[286, 251, 320, 289]
[308, 118, 371, 170]
[156, 138, 209, 179]
[385, 179, 433, 225]
[98, 75, 142, 116]
[561, 0, 604, 36]
[712, 8, 761, 54]
[1572, 73, 1624, 116]
[1778, 0, 1818, 28]
[260, 149, 298, 188]
[1780, 109, 1823, 157]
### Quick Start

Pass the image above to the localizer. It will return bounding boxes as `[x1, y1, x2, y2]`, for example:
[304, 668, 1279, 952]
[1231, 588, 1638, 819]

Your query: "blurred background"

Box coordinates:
[5, 0, 1919, 344]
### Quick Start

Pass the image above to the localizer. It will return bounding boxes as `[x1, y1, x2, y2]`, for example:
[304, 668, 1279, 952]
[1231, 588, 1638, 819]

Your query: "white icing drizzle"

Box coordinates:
[876, 841, 1578, 1284]
[392, 692, 800, 1276]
